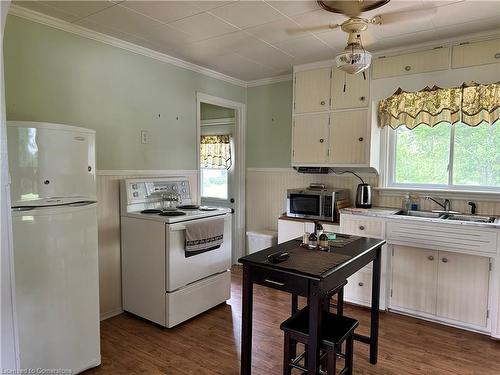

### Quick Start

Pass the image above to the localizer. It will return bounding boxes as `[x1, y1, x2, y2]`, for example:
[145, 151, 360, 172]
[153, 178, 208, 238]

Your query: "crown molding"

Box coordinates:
[246, 74, 293, 87]
[7, 4, 248, 88]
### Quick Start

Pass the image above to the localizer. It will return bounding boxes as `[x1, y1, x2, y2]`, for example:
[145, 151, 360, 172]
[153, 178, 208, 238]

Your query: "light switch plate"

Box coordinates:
[141, 130, 149, 144]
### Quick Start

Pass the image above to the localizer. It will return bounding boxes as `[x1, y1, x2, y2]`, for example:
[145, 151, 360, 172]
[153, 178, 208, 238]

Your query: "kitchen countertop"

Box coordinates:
[278, 214, 341, 226]
[340, 207, 500, 229]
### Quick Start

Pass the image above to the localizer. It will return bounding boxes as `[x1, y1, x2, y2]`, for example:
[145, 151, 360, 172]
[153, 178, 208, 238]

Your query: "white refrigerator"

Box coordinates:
[7, 121, 100, 373]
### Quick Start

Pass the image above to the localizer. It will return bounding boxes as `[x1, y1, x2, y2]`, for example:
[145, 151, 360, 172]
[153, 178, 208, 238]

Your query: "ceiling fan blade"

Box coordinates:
[372, 6, 437, 25]
[286, 24, 340, 35]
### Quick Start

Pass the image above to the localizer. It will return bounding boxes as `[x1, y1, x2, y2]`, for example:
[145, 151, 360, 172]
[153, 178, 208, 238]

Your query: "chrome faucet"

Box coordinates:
[425, 196, 451, 211]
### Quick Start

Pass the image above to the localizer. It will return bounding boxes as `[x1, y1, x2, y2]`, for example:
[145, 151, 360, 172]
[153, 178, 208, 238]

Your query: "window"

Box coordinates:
[201, 168, 228, 200]
[389, 121, 499, 190]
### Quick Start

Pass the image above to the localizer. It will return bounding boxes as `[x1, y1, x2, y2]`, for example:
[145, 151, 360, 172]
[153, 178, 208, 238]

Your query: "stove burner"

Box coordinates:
[177, 204, 200, 210]
[159, 211, 187, 217]
[141, 209, 163, 214]
[199, 206, 218, 211]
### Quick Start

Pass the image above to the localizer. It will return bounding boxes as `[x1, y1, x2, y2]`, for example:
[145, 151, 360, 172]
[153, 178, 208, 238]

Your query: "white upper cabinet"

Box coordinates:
[452, 38, 500, 68]
[292, 113, 330, 165]
[294, 68, 331, 114]
[331, 68, 369, 110]
[329, 110, 369, 165]
[372, 47, 450, 79]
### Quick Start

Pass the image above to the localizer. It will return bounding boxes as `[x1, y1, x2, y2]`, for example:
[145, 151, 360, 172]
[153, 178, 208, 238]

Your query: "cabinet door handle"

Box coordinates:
[319, 138, 324, 143]
[360, 96, 366, 101]
[320, 100, 326, 105]
[495, 53, 500, 59]
[358, 137, 364, 142]
[428, 255, 434, 261]
[442, 258, 448, 263]
[404, 65, 412, 71]
[359, 225, 365, 230]
[358, 282, 364, 287]
[264, 279, 286, 286]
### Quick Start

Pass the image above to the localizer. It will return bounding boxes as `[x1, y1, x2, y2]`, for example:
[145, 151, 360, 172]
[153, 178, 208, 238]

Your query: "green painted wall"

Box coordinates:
[200, 103, 234, 120]
[246, 80, 293, 168]
[4, 15, 246, 170]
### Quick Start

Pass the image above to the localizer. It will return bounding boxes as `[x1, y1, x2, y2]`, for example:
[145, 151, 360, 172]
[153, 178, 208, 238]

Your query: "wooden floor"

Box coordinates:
[87, 266, 500, 375]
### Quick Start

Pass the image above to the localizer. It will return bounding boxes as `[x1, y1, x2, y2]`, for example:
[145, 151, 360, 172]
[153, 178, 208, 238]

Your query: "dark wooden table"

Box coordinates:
[238, 236, 385, 375]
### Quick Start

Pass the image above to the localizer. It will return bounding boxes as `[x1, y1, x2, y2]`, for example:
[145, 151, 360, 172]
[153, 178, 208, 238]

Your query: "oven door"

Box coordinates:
[165, 214, 232, 291]
[287, 193, 322, 219]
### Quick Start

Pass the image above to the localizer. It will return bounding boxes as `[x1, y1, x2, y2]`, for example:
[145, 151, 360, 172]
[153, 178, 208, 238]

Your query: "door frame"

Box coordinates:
[196, 92, 246, 264]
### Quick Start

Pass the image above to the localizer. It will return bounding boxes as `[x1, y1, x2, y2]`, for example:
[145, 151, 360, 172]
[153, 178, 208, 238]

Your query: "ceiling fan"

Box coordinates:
[291, 1, 437, 74]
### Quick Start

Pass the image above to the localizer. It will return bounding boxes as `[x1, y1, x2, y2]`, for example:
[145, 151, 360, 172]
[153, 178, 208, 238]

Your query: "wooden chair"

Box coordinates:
[280, 306, 359, 375]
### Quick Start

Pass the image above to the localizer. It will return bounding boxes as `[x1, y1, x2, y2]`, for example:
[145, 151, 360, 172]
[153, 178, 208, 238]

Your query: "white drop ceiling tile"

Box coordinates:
[428, 1, 500, 28]
[234, 38, 293, 70]
[265, 1, 321, 16]
[245, 18, 305, 44]
[137, 24, 200, 50]
[210, 0, 285, 29]
[168, 12, 238, 41]
[120, 1, 203, 24]
[291, 9, 346, 33]
[192, 1, 236, 12]
[75, 17, 149, 45]
[178, 30, 251, 60]
[82, 4, 168, 38]
[203, 52, 276, 80]
[274, 34, 332, 59]
[13, 1, 80, 22]
[42, 1, 117, 21]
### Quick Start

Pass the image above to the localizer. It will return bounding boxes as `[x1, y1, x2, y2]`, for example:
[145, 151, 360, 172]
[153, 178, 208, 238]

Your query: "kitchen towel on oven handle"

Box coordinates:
[184, 217, 224, 257]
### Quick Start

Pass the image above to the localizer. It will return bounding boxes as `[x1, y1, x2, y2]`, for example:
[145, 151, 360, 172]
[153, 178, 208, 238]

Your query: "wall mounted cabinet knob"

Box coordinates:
[428, 255, 434, 261]
[360, 96, 366, 101]
[442, 258, 448, 263]
[320, 100, 326, 105]
[404, 65, 412, 71]
[495, 53, 500, 59]
[358, 137, 364, 142]
[319, 138, 324, 143]
[358, 282, 364, 287]
[359, 225, 365, 230]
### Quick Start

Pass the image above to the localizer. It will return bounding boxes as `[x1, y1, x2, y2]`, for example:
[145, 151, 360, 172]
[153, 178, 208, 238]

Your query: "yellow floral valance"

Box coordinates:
[378, 81, 500, 129]
[200, 135, 232, 169]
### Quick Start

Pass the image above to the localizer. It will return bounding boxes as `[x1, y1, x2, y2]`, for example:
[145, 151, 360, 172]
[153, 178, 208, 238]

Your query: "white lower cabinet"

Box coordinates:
[345, 267, 373, 305]
[390, 245, 490, 329]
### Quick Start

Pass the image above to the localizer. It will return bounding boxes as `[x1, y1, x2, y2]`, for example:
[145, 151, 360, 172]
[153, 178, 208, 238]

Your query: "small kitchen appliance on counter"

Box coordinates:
[355, 183, 373, 208]
[287, 184, 349, 222]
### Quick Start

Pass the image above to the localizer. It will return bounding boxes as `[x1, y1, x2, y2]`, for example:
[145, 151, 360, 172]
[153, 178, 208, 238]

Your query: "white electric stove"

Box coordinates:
[120, 177, 232, 328]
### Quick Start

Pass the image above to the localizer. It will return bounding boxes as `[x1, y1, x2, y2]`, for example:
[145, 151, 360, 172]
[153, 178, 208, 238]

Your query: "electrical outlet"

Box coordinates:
[141, 130, 149, 144]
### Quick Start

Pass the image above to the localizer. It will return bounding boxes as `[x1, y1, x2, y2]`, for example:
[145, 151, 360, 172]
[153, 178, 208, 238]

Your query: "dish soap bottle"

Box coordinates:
[402, 193, 411, 211]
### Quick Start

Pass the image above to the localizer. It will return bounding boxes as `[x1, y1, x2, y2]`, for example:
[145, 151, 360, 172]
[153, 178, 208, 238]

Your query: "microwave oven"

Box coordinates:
[286, 188, 349, 222]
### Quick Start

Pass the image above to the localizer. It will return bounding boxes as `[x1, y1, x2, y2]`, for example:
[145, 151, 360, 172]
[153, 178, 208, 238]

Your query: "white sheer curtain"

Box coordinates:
[0, 1, 19, 370]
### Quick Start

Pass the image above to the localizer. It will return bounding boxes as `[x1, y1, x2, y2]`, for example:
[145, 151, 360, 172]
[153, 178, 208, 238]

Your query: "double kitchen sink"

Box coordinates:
[395, 210, 497, 224]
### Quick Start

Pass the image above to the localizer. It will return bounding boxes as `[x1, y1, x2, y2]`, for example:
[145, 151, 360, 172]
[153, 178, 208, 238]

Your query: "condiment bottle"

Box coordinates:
[303, 232, 310, 245]
[308, 232, 318, 248]
[319, 233, 329, 248]
[315, 221, 323, 237]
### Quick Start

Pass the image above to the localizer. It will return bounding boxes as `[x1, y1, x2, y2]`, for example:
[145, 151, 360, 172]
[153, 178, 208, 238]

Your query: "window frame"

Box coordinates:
[386, 124, 500, 192]
[200, 167, 230, 201]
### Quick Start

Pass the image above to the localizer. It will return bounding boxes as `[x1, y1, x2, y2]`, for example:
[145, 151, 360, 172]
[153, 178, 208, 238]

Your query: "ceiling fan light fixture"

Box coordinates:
[335, 44, 372, 75]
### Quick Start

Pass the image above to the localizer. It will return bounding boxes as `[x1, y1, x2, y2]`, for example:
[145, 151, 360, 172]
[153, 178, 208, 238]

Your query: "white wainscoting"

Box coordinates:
[96, 170, 198, 320]
[245, 168, 378, 232]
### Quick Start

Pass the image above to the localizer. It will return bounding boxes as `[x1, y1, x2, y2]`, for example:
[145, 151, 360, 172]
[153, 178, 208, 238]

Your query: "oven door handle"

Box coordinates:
[169, 225, 186, 231]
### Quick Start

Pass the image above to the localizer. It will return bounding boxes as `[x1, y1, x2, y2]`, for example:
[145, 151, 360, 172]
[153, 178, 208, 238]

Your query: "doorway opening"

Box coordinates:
[196, 93, 246, 264]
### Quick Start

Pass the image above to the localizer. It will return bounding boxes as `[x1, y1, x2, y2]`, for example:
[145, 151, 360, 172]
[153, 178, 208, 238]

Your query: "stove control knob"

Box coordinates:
[133, 192, 139, 198]
[182, 188, 186, 193]
[173, 185, 178, 190]
[132, 183, 138, 190]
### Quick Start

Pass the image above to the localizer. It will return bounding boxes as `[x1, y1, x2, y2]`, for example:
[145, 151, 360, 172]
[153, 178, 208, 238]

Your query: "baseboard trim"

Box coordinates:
[100, 308, 123, 321]
[96, 169, 197, 176]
